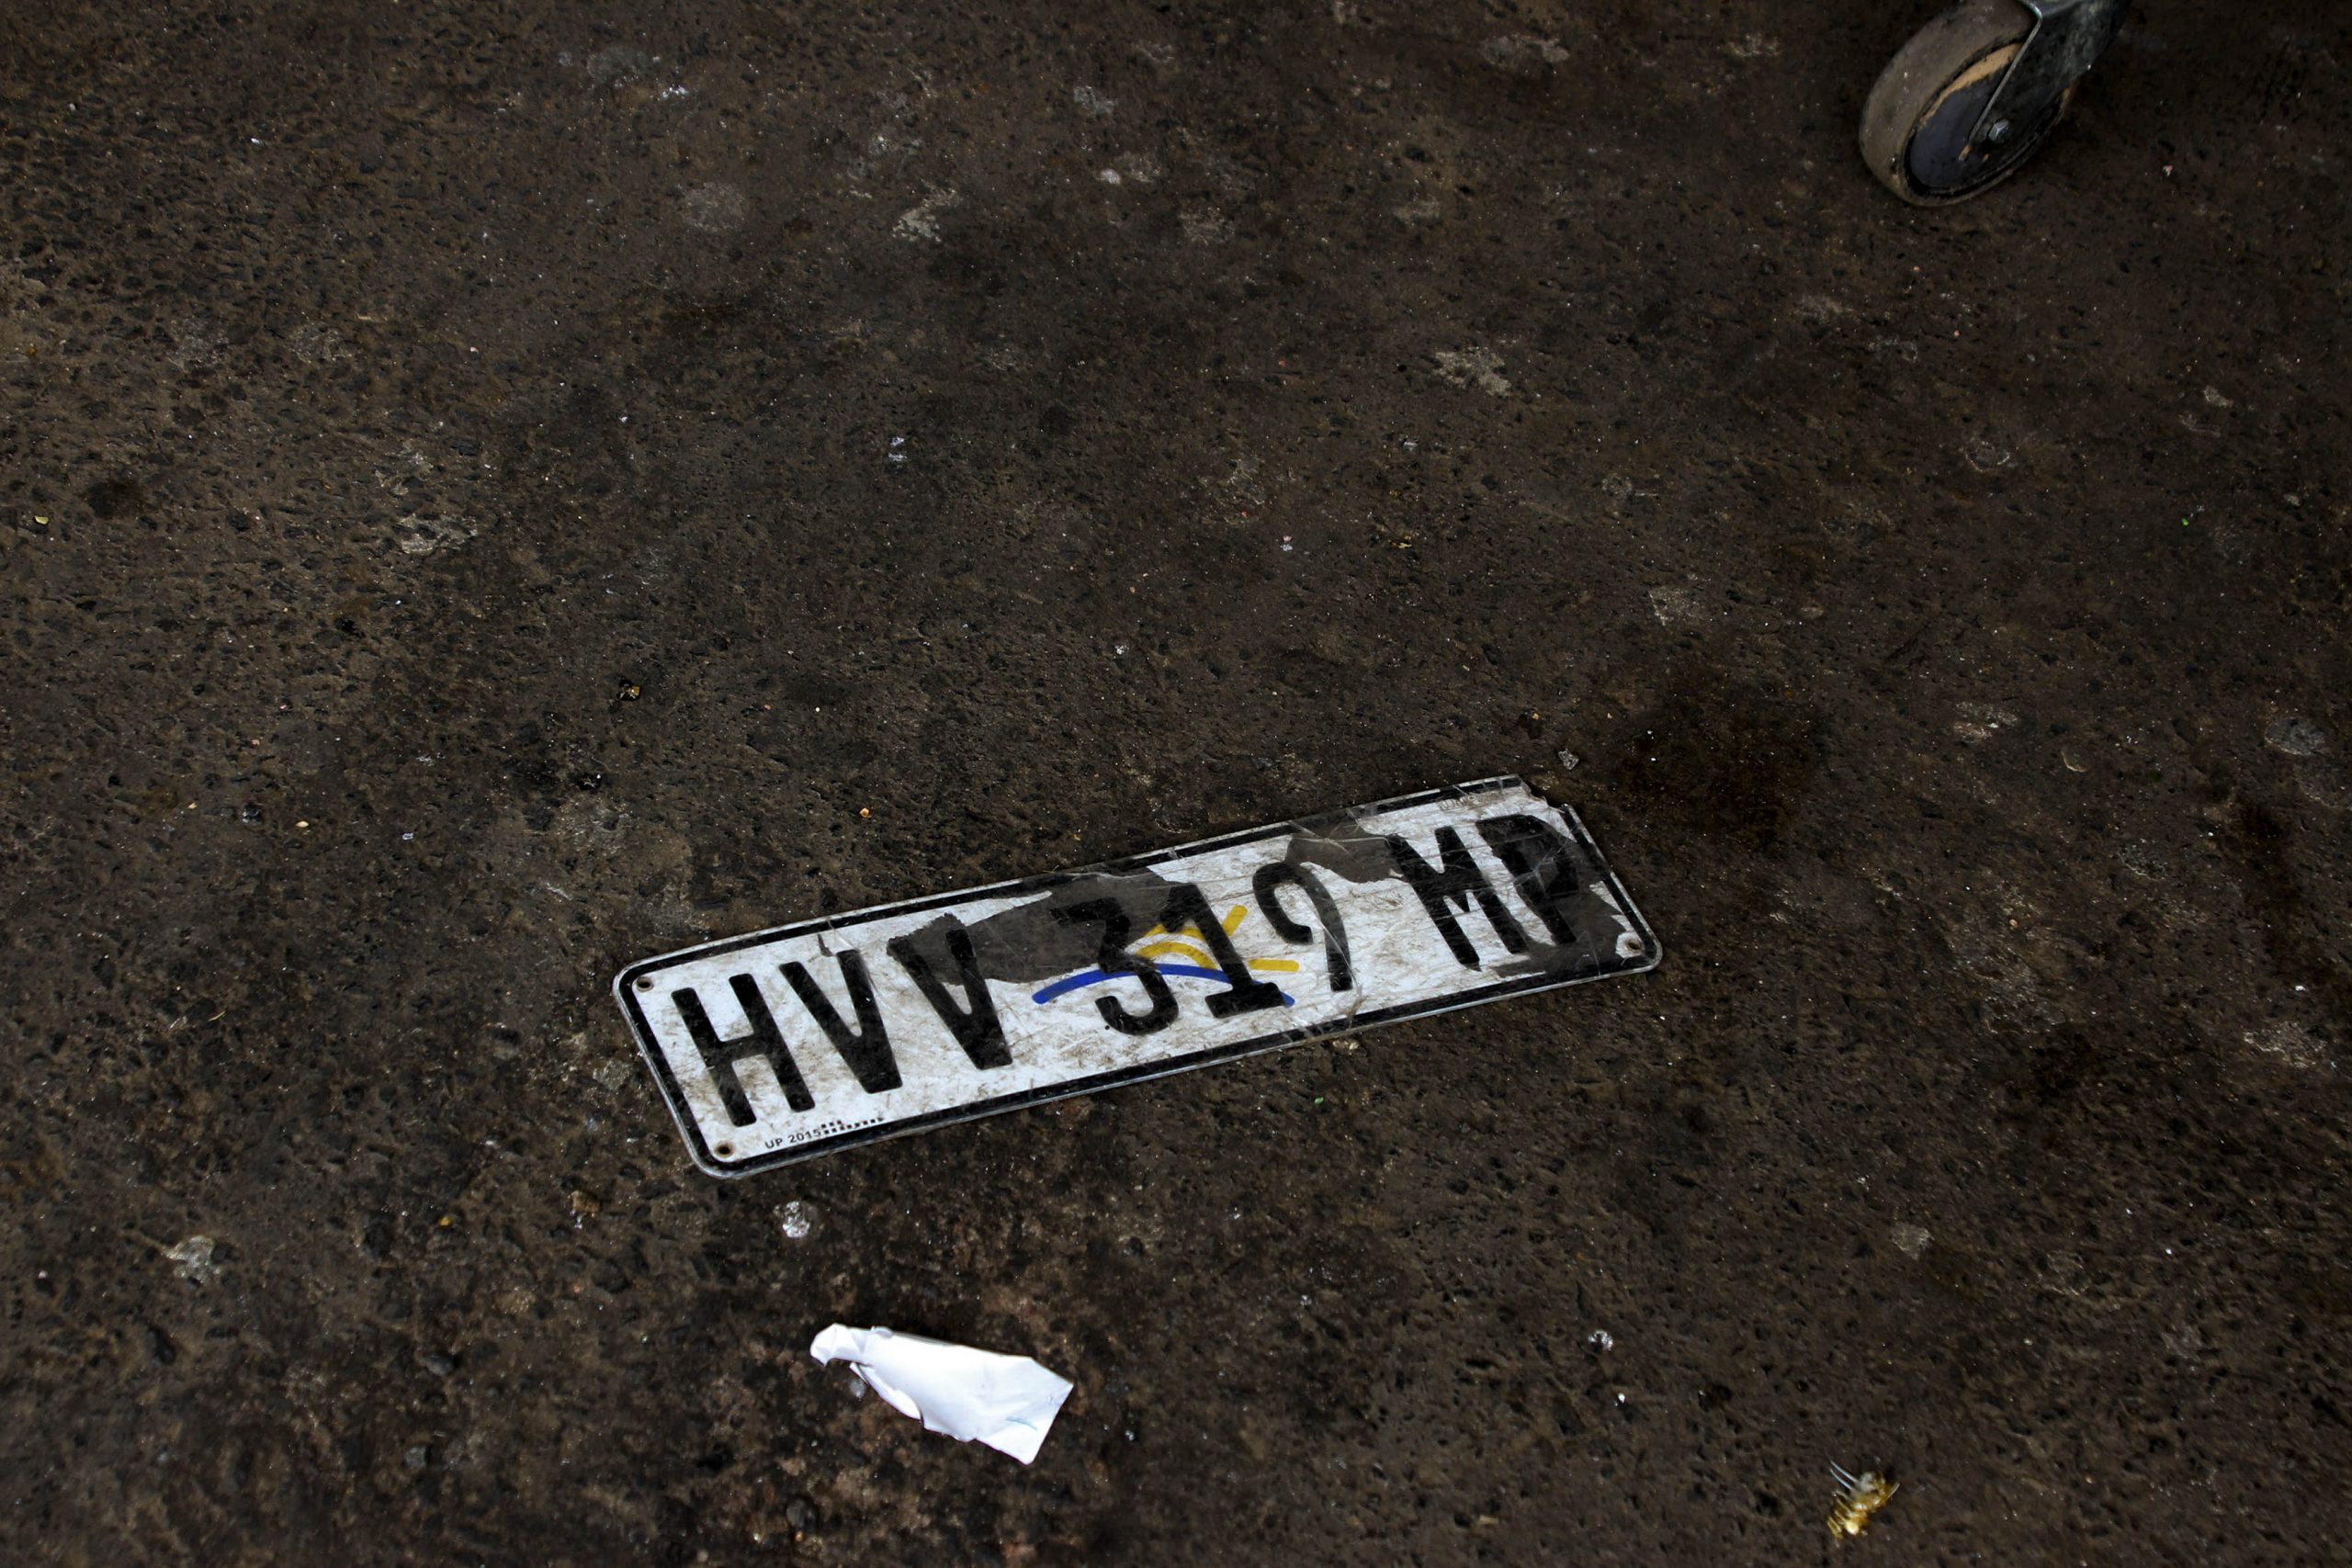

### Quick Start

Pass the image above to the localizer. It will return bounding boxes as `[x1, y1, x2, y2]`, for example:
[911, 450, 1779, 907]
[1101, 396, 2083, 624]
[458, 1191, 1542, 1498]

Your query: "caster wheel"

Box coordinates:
[1860, 0, 2075, 204]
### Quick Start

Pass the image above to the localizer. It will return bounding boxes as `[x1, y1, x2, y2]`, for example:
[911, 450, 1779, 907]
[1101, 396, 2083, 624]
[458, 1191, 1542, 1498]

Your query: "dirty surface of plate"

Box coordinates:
[614, 777, 1657, 1175]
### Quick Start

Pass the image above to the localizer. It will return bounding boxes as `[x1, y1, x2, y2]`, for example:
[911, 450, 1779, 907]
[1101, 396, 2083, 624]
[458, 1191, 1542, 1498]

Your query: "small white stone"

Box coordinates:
[1431, 346, 1510, 396]
[165, 1235, 220, 1283]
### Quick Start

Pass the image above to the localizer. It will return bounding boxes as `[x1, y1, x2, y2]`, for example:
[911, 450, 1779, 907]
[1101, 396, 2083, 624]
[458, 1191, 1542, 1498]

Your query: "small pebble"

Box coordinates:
[2266, 715, 2329, 757]
[164, 1235, 219, 1283]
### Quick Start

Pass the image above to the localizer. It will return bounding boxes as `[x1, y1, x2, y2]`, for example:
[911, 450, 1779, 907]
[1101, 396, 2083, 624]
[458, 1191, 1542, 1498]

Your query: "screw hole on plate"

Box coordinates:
[636, 976, 653, 990]
[714, 1143, 733, 1158]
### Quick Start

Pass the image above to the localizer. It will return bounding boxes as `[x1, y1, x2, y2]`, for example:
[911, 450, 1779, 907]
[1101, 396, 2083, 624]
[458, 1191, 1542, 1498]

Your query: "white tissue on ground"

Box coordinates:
[808, 1324, 1074, 1464]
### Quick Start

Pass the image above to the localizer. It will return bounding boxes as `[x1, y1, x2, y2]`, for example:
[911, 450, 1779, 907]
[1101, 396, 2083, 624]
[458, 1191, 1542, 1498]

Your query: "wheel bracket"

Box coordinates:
[1973, 0, 2126, 145]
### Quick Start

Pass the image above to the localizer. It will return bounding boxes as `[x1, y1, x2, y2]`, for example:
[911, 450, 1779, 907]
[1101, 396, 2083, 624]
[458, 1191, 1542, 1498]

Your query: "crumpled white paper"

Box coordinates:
[808, 1325, 1074, 1464]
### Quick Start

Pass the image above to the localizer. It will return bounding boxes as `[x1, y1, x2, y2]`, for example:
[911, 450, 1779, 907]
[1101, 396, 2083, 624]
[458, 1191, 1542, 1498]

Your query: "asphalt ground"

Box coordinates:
[2, 1, 2347, 1562]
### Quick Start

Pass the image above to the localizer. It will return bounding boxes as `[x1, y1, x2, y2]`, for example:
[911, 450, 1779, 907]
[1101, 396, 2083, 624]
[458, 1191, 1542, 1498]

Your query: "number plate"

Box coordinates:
[614, 777, 1658, 1175]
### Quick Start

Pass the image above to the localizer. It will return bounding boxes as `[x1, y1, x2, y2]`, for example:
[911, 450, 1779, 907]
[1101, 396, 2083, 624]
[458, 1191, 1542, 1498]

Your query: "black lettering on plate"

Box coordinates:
[1474, 814, 1589, 945]
[1055, 897, 1180, 1035]
[1386, 826, 1530, 969]
[672, 976, 814, 1122]
[1252, 863, 1353, 993]
[779, 950, 900, 1093]
[887, 924, 1012, 1068]
[1159, 882, 1286, 1018]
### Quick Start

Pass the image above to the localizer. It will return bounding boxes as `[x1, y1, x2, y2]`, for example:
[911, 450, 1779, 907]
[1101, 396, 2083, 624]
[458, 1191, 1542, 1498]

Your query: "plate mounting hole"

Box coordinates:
[636, 976, 653, 990]
[714, 1143, 734, 1158]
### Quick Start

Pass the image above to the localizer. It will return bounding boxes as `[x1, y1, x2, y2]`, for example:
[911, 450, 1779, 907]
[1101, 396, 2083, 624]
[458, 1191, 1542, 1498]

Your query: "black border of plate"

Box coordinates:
[611, 776, 1660, 1177]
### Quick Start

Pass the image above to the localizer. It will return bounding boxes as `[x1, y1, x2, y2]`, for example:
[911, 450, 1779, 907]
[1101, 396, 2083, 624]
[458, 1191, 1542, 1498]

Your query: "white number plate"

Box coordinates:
[614, 777, 1657, 1175]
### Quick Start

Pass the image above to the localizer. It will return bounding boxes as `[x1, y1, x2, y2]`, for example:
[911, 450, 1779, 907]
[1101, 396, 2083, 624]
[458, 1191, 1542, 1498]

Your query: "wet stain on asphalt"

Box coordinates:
[1601, 681, 1823, 854]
